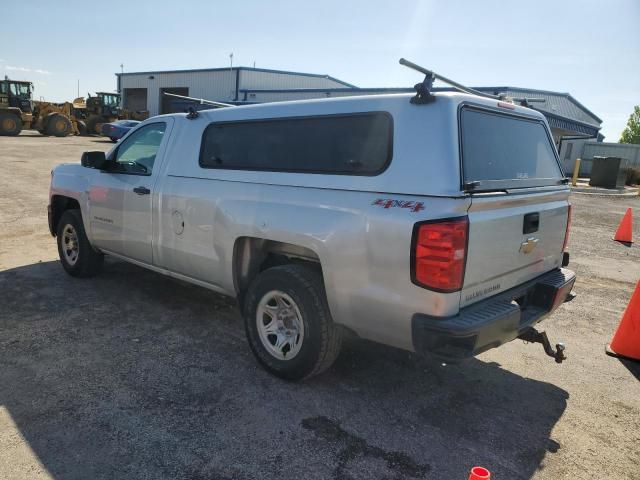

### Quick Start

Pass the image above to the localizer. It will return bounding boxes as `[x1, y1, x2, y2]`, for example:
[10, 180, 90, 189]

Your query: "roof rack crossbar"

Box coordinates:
[399, 58, 503, 103]
[162, 92, 234, 108]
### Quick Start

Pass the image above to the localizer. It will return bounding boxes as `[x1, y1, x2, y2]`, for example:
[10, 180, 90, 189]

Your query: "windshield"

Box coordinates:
[100, 94, 120, 107]
[9, 83, 31, 99]
[460, 107, 563, 189]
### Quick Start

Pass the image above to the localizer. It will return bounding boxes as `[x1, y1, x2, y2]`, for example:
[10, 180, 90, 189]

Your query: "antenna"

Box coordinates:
[229, 53, 234, 69]
[399, 58, 504, 104]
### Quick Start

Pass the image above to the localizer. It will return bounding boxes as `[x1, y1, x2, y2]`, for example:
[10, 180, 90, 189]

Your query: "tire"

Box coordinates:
[243, 264, 343, 381]
[76, 120, 87, 136]
[85, 115, 101, 135]
[56, 209, 104, 277]
[46, 114, 72, 137]
[0, 112, 22, 136]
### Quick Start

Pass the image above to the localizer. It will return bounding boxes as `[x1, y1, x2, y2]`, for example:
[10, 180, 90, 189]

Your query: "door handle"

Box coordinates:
[133, 186, 150, 195]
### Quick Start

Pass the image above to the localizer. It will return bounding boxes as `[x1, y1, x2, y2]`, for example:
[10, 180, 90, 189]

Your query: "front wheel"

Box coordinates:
[243, 264, 343, 381]
[0, 112, 22, 136]
[56, 210, 104, 277]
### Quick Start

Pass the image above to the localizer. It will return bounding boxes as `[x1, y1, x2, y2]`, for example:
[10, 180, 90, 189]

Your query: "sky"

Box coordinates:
[2, 0, 638, 140]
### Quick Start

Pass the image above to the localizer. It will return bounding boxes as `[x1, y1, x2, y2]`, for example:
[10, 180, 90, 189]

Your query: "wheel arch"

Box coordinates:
[50, 195, 81, 236]
[232, 237, 322, 301]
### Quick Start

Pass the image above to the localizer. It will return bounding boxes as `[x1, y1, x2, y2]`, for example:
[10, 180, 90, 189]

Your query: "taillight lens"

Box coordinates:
[563, 204, 572, 251]
[412, 217, 469, 292]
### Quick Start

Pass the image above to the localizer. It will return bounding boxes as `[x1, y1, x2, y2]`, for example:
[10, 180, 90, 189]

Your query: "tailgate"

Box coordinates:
[461, 189, 569, 308]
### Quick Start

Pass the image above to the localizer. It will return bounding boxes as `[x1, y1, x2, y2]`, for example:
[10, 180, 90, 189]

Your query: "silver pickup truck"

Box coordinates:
[48, 88, 576, 380]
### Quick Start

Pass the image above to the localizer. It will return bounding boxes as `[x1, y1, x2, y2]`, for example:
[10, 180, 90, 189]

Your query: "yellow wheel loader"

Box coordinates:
[0, 78, 79, 137]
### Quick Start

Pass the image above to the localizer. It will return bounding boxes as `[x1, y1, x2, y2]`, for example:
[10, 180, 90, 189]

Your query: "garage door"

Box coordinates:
[123, 88, 147, 111]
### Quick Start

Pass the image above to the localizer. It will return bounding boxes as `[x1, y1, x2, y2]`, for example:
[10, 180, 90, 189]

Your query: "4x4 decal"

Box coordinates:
[372, 198, 425, 213]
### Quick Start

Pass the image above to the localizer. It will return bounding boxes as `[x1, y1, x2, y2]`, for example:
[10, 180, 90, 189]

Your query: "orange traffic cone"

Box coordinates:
[468, 466, 491, 480]
[606, 280, 640, 362]
[613, 208, 633, 244]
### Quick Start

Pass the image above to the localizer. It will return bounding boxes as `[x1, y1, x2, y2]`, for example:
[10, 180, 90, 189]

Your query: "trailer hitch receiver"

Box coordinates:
[518, 327, 566, 363]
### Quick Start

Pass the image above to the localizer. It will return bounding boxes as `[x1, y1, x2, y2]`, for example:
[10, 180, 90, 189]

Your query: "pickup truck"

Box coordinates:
[48, 90, 576, 380]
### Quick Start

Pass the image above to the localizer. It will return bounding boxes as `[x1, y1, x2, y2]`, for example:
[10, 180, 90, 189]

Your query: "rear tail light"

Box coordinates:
[562, 204, 572, 251]
[412, 217, 469, 292]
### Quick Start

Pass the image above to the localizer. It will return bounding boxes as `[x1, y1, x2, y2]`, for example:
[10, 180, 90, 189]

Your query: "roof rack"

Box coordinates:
[398, 58, 546, 107]
[162, 92, 235, 119]
[163, 92, 234, 109]
[399, 58, 502, 104]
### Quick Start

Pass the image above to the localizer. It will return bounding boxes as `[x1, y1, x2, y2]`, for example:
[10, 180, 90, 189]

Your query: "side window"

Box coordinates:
[0, 83, 7, 95]
[113, 122, 166, 175]
[199, 112, 393, 176]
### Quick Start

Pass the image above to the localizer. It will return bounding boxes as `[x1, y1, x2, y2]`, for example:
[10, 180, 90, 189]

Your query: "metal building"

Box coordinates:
[558, 140, 640, 176]
[116, 67, 354, 116]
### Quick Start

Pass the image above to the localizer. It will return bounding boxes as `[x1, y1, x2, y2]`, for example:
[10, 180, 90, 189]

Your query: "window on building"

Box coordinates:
[199, 112, 393, 175]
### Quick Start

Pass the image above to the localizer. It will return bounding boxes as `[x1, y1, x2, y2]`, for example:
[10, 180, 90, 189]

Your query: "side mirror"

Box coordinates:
[81, 151, 108, 170]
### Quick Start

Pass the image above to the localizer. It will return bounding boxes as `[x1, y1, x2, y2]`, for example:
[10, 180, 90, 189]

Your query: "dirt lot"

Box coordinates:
[0, 132, 639, 480]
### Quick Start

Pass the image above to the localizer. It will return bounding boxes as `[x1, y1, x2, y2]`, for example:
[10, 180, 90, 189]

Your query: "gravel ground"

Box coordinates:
[0, 132, 639, 480]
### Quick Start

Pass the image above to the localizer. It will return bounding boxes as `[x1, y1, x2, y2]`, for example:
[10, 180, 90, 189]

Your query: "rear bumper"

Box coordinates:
[412, 268, 576, 361]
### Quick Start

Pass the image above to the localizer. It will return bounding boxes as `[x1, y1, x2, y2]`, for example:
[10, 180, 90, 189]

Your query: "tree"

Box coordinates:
[620, 106, 640, 144]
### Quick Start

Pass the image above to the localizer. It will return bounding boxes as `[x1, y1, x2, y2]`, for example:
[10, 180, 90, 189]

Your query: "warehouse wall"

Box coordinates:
[561, 140, 640, 176]
[120, 70, 237, 116]
[119, 67, 351, 116]
[239, 69, 348, 90]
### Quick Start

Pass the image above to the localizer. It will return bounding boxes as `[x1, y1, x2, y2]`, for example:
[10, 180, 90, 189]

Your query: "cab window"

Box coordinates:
[113, 122, 166, 175]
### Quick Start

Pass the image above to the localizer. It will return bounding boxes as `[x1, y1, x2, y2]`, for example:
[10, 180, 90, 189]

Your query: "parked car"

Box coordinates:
[48, 90, 575, 380]
[100, 120, 140, 142]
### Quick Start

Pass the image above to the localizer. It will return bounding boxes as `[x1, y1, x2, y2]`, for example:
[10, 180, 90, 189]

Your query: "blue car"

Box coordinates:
[101, 120, 141, 142]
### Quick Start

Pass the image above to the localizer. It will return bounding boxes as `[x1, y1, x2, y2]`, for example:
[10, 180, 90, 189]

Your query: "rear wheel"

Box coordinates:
[46, 114, 72, 137]
[0, 112, 22, 136]
[56, 210, 104, 277]
[243, 264, 343, 381]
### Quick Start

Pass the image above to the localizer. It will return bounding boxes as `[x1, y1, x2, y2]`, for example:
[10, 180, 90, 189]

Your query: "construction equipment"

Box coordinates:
[0, 78, 34, 135]
[74, 92, 148, 134]
[0, 77, 80, 137]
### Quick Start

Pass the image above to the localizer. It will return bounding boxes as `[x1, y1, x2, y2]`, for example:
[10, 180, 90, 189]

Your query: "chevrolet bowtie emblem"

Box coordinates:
[519, 237, 539, 254]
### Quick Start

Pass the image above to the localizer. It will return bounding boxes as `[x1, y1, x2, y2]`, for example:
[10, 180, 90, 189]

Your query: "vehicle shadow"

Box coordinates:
[618, 358, 640, 382]
[0, 259, 568, 480]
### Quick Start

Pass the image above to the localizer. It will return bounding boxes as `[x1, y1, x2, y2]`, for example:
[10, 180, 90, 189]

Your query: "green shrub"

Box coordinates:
[622, 167, 640, 186]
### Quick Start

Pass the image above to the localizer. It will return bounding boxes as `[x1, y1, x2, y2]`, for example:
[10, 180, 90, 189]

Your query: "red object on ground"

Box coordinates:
[613, 208, 633, 244]
[607, 280, 640, 362]
[468, 466, 491, 480]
